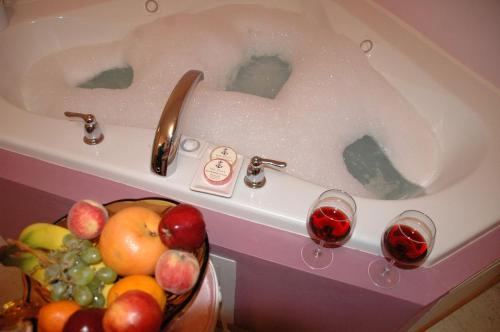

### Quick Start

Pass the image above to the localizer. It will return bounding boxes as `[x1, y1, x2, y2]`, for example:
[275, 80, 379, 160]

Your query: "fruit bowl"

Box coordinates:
[18, 198, 209, 330]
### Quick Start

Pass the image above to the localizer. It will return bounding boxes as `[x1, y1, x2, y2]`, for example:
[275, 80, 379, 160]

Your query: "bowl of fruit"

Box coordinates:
[0, 197, 209, 331]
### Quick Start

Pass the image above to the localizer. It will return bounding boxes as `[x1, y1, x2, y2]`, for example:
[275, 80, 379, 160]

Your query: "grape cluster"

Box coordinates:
[44, 234, 117, 307]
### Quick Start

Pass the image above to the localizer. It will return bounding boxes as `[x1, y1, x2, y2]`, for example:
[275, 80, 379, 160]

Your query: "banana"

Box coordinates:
[4, 223, 118, 305]
[0, 245, 46, 284]
[19, 223, 70, 250]
[1, 222, 70, 285]
[102, 283, 113, 307]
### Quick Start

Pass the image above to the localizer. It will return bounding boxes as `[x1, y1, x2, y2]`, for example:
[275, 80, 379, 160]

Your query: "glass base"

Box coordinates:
[301, 241, 333, 269]
[368, 259, 400, 288]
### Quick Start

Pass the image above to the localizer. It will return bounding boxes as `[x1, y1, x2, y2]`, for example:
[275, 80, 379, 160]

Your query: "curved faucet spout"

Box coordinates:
[151, 70, 204, 176]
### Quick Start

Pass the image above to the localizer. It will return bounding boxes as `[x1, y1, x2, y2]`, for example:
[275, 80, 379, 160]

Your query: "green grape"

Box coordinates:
[50, 281, 68, 301]
[67, 264, 82, 278]
[72, 258, 88, 268]
[70, 266, 95, 286]
[87, 277, 102, 293]
[60, 251, 78, 268]
[96, 267, 117, 284]
[45, 264, 62, 282]
[92, 293, 106, 308]
[73, 285, 93, 306]
[78, 240, 93, 250]
[81, 247, 102, 265]
[63, 233, 80, 249]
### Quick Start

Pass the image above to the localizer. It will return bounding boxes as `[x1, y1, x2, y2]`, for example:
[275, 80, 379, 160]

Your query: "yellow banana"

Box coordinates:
[17, 222, 48, 234]
[0, 245, 47, 284]
[19, 223, 70, 250]
[5, 223, 118, 305]
[102, 283, 113, 307]
[92, 262, 105, 270]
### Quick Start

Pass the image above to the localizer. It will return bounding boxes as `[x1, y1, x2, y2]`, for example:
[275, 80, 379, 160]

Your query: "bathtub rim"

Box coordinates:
[0, 0, 492, 199]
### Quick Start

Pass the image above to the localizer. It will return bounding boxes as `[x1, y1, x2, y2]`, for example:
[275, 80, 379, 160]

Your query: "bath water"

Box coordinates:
[226, 55, 291, 99]
[78, 66, 133, 90]
[21, 4, 439, 199]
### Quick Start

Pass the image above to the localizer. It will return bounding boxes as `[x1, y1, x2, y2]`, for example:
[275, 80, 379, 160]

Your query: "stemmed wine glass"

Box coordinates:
[368, 210, 436, 288]
[301, 189, 357, 269]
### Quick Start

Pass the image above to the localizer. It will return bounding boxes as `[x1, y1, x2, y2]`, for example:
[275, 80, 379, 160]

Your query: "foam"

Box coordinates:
[21, 4, 440, 198]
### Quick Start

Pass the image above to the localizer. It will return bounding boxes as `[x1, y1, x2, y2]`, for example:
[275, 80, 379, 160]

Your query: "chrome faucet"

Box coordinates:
[64, 112, 104, 145]
[151, 70, 204, 176]
[244, 156, 287, 188]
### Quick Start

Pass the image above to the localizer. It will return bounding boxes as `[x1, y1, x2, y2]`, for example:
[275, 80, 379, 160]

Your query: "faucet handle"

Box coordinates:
[244, 156, 287, 188]
[64, 111, 104, 145]
[250, 156, 287, 169]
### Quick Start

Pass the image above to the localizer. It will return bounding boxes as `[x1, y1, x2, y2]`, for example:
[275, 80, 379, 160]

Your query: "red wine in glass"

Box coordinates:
[383, 224, 428, 266]
[309, 206, 351, 243]
[301, 189, 357, 269]
[368, 210, 436, 288]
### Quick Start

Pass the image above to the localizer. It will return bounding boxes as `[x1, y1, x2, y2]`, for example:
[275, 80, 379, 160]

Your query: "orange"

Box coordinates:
[107, 274, 167, 311]
[37, 300, 80, 332]
[99, 206, 166, 276]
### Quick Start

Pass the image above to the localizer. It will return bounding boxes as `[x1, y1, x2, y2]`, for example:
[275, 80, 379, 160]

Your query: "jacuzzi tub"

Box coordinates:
[1, 0, 499, 267]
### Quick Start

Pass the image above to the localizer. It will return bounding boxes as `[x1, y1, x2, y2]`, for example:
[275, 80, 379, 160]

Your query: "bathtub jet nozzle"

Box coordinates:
[151, 70, 204, 176]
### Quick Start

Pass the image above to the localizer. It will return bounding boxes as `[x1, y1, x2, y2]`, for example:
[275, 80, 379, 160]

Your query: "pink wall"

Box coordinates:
[374, 0, 500, 89]
[0, 178, 73, 239]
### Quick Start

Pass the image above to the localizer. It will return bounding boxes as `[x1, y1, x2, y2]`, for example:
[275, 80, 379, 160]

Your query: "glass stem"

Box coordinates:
[382, 259, 395, 277]
[313, 240, 325, 258]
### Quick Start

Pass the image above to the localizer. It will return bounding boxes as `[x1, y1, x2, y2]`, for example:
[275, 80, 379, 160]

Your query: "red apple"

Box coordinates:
[158, 204, 206, 251]
[102, 290, 162, 332]
[67, 200, 108, 240]
[63, 308, 105, 332]
[155, 249, 200, 295]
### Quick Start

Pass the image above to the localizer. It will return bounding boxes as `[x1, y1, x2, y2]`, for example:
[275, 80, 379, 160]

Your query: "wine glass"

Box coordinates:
[368, 210, 436, 288]
[301, 189, 357, 269]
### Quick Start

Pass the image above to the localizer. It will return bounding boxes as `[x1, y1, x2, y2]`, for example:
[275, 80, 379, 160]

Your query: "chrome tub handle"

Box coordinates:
[64, 111, 104, 145]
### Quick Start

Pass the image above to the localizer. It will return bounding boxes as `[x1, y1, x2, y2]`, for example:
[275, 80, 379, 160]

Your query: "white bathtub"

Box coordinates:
[1, 0, 499, 266]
